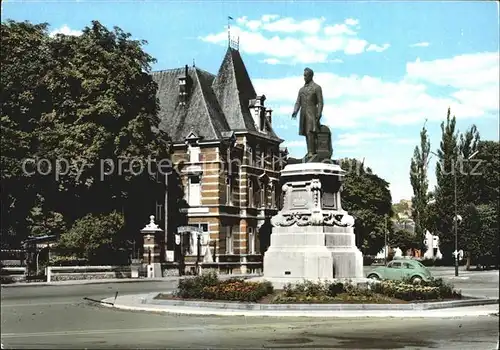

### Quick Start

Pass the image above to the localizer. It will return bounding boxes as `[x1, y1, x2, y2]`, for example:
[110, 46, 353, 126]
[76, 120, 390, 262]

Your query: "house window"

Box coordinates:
[248, 227, 255, 254]
[248, 180, 253, 208]
[226, 226, 233, 254]
[248, 147, 253, 166]
[226, 176, 233, 206]
[260, 184, 266, 208]
[270, 184, 275, 209]
[189, 145, 201, 163]
[188, 175, 201, 206]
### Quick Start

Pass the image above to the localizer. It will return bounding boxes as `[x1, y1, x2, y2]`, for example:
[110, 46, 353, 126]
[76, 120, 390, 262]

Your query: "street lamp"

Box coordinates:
[384, 215, 389, 265]
[430, 149, 478, 277]
[453, 150, 478, 276]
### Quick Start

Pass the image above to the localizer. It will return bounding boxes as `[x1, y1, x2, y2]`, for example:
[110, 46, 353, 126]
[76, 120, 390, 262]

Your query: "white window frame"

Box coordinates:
[248, 227, 255, 254]
[226, 176, 233, 206]
[188, 145, 201, 163]
[248, 180, 253, 208]
[188, 175, 201, 206]
[248, 147, 253, 166]
[226, 226, 233, 254]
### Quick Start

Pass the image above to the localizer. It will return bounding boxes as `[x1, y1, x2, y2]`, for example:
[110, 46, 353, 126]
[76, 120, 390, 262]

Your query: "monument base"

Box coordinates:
[261, 162, 365, 289]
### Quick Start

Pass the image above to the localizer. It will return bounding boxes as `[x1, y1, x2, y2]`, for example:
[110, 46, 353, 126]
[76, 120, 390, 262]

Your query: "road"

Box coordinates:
[1, 269, 499, 349]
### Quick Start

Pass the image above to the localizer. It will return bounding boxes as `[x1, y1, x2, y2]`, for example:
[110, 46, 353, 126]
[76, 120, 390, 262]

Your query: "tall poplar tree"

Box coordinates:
[434, 108, 459, 260]
[409, 121, 430, 243]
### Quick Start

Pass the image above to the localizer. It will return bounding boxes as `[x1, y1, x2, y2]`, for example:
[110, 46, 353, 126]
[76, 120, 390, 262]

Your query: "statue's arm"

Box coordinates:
[316, 85, 324, 119]
[292, 90, 301, 117]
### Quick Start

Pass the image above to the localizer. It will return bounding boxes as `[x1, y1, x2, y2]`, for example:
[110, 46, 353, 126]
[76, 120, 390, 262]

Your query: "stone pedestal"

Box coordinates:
[141, 215, 164, 278]
[262, 162, 364, 287]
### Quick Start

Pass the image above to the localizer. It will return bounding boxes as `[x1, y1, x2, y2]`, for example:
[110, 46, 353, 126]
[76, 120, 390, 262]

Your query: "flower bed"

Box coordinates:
[160, 272, 462, 304]
[371, 277, 462, 301]
[174, 271, 273, 302]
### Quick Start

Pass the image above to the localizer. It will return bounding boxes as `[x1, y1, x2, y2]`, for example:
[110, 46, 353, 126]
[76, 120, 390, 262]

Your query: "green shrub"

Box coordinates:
[176, 270, 218, 298]
[49, 255, 88, 266]
[202, 280, 273, 302]
[371, 279, 461, 301]
[175, 271, 273, 302]
[327, 282, 345, 297]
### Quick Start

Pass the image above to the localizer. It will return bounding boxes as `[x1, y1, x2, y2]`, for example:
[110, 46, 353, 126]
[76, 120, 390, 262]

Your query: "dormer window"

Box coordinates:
[178, 65, 190, 106]
[188, 145, 200, 163]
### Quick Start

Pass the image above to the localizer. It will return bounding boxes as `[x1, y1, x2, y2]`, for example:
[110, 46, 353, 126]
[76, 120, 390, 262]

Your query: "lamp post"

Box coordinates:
[429, 150, 478, 276]
[453, 150, 478, 276]
[384, 215, 388, 265]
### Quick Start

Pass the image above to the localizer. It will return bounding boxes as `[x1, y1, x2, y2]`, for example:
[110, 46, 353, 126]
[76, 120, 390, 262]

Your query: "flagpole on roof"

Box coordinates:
[227, 16, 233, 48]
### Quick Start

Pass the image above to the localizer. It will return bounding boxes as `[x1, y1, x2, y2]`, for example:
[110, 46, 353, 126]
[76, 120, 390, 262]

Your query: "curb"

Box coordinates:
[144, 296, 499, 311]
[99, 293, 499, 318]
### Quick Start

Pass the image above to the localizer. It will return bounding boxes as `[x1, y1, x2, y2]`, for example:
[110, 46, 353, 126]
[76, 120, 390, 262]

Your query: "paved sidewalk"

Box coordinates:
[100, 293, 500, 318]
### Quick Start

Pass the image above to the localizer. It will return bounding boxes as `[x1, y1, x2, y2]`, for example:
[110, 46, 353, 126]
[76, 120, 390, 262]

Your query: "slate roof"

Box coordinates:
[152, 66, 230, 143]
[153, 47, 281, 143]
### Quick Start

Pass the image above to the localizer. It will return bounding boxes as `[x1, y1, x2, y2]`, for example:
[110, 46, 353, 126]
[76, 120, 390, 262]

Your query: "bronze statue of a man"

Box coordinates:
[291, 67, 324, 159]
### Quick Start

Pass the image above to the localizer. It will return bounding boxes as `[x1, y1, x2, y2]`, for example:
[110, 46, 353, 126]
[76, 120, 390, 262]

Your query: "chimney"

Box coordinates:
[178, 65, 190, 107]
[265, 109, 272, 126]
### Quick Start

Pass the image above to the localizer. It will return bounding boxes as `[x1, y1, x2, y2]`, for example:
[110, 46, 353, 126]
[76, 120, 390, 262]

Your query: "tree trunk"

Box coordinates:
[466, 252, 471, 271]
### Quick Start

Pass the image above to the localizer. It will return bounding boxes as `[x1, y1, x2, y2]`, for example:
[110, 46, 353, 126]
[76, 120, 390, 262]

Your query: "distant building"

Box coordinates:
[152, 46, 286, 274]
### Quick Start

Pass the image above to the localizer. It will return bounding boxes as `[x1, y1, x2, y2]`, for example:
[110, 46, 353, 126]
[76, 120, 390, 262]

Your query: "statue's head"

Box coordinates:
[303, 67, 314, 83]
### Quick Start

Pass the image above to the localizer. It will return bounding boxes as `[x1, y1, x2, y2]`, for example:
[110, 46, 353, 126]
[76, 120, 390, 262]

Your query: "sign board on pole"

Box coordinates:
[177, 226, 203, 234]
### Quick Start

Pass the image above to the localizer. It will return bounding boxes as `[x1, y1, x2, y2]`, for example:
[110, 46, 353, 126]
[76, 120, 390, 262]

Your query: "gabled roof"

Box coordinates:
[152, 67, 230, 143]
[153, 48, 281, 144]
[212, 47, 258, 132]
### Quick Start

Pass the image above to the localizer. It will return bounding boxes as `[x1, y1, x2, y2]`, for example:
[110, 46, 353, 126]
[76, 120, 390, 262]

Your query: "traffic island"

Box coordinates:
[99, 272, 499, 317]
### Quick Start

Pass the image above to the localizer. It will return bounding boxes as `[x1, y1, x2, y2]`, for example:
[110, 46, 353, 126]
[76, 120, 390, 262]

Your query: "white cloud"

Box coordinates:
[344, 18, 359, 26]
[410, 42, 430, 47]
[262, 14, 280, 23]
[324, 23, 356, 36]
[49, 25, 82, 37]
[201, 16, 389, 64]
[253, 51, 499, 130]
[406, 52, 499, 90]
[366, 43, 390, 52]
[260, 58, 281, 65]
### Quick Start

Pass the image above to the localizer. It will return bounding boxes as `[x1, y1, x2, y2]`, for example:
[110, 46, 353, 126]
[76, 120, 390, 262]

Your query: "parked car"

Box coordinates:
[366, 259, 432, 283]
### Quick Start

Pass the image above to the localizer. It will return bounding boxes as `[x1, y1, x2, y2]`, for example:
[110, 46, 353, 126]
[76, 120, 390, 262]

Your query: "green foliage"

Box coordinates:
[340, 158, 393, 255]
[461, 203, 499, 265]
[371, 279, 461, 301]
[48, 255, 88, 266]
[390, 229, 421, 253]
[175, 271, 273, 302]
[1, 20, 171, 248]
[410, 123, 431, 240]
[57, 211, 125, 263]
[176, 270, 219, 299]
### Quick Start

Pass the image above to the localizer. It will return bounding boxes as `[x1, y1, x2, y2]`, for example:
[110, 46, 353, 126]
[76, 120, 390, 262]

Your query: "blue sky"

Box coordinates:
[4, 0, 499, 202]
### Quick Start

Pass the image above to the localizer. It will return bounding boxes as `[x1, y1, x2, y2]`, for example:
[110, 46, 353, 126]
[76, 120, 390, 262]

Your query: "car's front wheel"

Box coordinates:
[410, 275, 422, 284]
[367, 274, 380, 280]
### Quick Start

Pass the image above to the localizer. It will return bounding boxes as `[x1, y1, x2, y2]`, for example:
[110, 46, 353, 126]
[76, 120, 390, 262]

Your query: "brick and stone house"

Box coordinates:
[151, 46, 287, 274]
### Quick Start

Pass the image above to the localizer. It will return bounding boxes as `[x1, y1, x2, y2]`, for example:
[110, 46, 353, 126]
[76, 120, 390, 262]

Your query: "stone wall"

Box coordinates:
[46, 266, 131, 282]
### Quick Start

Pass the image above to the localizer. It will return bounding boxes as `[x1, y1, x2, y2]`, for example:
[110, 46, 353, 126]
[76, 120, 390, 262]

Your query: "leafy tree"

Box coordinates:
[0, 21, 53, 246]
[475, 141, 499, 205]
[390, 229, 421, 253]
[457, 125, 480, 205]
[461, 204, 499, 268]
[340, 158, 393, 255]
[1, 20, 171, 250]
[57, 211, 126, 264]
[409, 122, 430, 243]
[433, 108, 459, 261]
